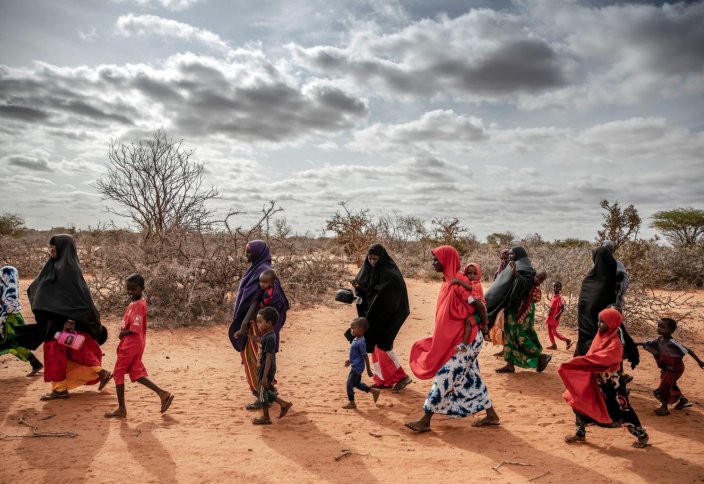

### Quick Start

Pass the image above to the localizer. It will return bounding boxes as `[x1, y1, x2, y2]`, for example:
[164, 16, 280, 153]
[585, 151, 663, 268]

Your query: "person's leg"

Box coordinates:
[105, 383, 127, 418]
[353, 373, 380, 402]
[343, 371, 358, 409]
[565, 411, 586, 443]
[253, 381, 273, 424]
[654, 370, 673, 415]
[273, 394, 293, 418]
[547, 326, 557, 349]
[405, 411, 433, 432]
[26, 353, 44, 376]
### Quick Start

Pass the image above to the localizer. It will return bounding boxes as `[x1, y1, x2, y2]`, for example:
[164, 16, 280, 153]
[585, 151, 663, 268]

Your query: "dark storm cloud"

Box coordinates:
[0, 52, 368, 143]
[3, 155, 53, 172]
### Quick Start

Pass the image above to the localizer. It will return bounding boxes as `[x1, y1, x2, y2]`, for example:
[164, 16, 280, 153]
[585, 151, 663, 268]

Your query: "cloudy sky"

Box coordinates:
[1, 0, 703, 241]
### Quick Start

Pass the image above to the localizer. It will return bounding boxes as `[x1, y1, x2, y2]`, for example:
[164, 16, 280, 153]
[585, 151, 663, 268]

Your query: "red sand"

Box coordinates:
[2, 279, 703, 483]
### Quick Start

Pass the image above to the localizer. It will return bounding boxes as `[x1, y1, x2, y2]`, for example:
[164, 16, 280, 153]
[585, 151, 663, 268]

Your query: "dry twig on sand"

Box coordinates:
[528, 471, 551, 481]
[0, 416, 78, 440]
[492, 460, 535, 473]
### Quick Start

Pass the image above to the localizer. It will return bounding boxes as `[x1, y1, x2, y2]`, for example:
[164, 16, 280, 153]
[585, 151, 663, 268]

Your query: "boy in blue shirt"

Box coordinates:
[343, 317, 380, 409]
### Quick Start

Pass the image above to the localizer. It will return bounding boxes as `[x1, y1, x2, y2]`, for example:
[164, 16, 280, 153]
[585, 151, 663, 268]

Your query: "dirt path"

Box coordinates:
[2, 279, 703, 483]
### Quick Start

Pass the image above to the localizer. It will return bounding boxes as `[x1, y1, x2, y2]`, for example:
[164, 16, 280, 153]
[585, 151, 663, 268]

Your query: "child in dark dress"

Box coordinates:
[252, 307, 292, 425]
[637, 317, 704, 415]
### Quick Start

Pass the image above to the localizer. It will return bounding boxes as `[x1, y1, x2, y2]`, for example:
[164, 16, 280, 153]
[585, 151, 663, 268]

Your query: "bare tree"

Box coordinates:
[597, 199, 641, 249]
[96, 129, 219, 241]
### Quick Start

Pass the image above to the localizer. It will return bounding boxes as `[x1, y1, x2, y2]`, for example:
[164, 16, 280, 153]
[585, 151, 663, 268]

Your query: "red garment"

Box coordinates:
[546, 294, 564, 326]
[43, 331, 102, 383]
[114, 298, 149, 385]
[558, 308, 623, 424]
[371, 348, 409, 387]
[409, 246, 476, 380]
[261, 286, 274, 306]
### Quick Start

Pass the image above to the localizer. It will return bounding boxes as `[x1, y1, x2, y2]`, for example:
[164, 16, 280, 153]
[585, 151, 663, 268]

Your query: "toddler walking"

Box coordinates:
[343, 317, 380, 409]
[545, 281, 572, 350]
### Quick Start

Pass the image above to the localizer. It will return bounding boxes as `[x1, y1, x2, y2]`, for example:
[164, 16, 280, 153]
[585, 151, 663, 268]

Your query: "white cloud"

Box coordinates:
[114, 0, 203, 11]
[116, 14, 232, 55]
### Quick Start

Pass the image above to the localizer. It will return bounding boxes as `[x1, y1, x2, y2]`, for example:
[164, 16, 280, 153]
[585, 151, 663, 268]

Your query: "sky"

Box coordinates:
[1, 0, 703, 241]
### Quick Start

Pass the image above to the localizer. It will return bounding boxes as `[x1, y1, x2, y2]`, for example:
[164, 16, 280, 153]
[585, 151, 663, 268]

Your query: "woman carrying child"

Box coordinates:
[230, 240, 288, 409]
[14, 234, 112, 400]
[0, 266, 44, 375]
[351, 244, 412, 390]
[405, 246, 499, 433]
[485, 247, 551, 373]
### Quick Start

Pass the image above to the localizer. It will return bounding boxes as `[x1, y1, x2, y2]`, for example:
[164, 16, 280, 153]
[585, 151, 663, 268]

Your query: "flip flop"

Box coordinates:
[471, 418, 500, 427]
[26, 366, 44, 377]
[393, 376, 413, 391]
[98, 372, 113, 391]
[161, 394, 175, 413]
[40, 391, 69, 401]
[405, 422, 430, 433]
[246, 401, 263, 410]
[252, 417, 272, 425]
[105, 411, 126, 419]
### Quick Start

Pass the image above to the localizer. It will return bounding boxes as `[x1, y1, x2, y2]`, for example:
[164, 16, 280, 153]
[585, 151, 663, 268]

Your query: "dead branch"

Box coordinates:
[0, 416, 78, 440]
[492, 460, 534, 473]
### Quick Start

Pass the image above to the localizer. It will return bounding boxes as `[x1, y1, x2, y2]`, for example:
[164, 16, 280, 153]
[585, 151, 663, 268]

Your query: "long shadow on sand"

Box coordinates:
[0, 375, 32, 424]
[117, 418, 179, 483]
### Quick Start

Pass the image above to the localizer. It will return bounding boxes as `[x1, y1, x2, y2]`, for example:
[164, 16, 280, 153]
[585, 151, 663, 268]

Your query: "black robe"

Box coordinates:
[349, 244, 410, 353]
[485, 246, 536, 327]
[15, 234, 105, 350]
[576, 246, 616, 356]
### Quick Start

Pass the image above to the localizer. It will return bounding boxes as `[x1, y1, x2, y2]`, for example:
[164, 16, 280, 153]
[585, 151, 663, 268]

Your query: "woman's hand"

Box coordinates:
[509, 261, 517, 275]
[233, 330, 243, 339]
[351, 279, 359, 288]
[450, 278, 460, 285]
[63, 321, 76, 332]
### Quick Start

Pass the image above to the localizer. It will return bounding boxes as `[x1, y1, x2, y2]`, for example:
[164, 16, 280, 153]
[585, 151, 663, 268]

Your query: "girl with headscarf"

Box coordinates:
[405, 246, 499, 432]
[485, 247, 551, 373]
[0, 266, 44, 375]
[559, 307, 649, 448]
[229, 240, 289, 409]
[14, 234, 112, 400]
[351, 244, 412, 390]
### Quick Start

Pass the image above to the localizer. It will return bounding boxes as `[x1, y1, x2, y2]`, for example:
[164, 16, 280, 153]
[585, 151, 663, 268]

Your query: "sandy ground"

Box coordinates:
[2, 279, 704, 484]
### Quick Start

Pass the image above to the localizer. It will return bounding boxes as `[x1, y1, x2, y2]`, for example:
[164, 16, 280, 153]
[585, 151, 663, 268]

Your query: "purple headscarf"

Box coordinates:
[228, 240, 272, 352]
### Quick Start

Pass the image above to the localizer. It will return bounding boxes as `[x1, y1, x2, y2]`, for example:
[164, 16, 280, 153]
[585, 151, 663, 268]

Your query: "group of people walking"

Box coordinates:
[1, 234, 702, 446]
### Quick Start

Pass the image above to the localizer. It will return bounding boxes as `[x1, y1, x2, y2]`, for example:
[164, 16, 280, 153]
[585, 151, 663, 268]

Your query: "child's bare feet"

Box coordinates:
[159, 392, 174, 413]
[564, 434, 585, 444]
[105, 409, 127, 419]
[279, 402, 293, 418]
[342, 401, 356, 409]
[371, 388, 381, 403]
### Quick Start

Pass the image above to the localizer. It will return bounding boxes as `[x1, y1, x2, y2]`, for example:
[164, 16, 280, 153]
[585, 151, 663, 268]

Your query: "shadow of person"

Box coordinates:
[261, 412, 381, 484]
[13, 391, 111, 483]
[587, 438, 704, 481]
[118, 419, 178, 483]
[623, 391, 704, 445]
[0, 375, 31, 424]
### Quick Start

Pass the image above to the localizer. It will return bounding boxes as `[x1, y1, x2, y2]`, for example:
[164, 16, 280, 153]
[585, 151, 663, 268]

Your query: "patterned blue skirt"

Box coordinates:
[423, 331, 492, 417]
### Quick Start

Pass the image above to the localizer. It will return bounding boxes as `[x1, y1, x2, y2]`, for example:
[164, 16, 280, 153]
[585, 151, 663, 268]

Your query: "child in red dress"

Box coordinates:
[105, 274, 174, 418]
[545, 281, 572, 350]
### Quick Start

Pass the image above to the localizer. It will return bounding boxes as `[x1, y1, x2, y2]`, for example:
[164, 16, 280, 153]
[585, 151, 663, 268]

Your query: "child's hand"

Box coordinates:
[367, 368, 373, 377]
[344, 360, 350, 367]
[63, 320, 76, 332]
[233, 330, 243, 339]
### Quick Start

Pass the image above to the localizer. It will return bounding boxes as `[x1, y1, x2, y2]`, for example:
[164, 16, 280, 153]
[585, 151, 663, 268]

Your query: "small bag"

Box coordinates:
[335, 288, 355, 304]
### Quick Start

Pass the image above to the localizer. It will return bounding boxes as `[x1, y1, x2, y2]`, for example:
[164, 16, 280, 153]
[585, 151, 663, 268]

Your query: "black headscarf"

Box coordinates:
[484, 246, 536, 326]
[19, 235, 104, 347]
[348, 244, 410, 353]
[576, 246, 616, 356]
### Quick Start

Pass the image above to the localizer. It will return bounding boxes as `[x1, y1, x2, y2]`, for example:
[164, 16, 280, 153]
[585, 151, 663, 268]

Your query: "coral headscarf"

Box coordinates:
[558, 308, 624, 424]
[409, 246, 476, 380]
[464, 262, 485, 304]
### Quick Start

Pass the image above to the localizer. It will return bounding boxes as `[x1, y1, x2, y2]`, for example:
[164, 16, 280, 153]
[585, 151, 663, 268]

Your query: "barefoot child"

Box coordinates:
[451, 263, 488, 352]
[252, 307, 292, 424]
[105, 274, 173, 418]
[637, 317, 704, 415]
[545, 281, 572, 350]
[559, 308, 649, 448]
[343, 317, 380, 409]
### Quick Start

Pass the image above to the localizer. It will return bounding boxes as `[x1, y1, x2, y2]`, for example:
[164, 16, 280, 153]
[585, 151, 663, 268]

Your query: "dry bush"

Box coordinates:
[0, 232, 52, 276]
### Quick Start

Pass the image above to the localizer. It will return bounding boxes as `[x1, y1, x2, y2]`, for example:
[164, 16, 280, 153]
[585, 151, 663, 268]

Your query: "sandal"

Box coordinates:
[536, 354, 552, 373]
[405, 422, 430, 433]
[98, 372, 113, 391]
[161, 394, 175, 413]
[40, 391, 69, 401]
[564, 434, 585, 444]
[495, 365, 515, 373]
[471, 417, 500, 427]
[393, 376, 413, 391]
[246, 401, 263, 410]
[252, 417, 272, 425]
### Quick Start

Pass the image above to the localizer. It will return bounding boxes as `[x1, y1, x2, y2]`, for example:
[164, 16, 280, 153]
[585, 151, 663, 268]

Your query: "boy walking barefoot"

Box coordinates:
[637, 317, 704, 415]
[343, 317, 380, 409]
[105, 274, 173, 418]
[252, 307, 292, 425]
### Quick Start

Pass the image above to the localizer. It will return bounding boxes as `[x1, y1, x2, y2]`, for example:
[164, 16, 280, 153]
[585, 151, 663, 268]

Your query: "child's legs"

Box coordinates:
[547, 325, 557, 345]
[113, 349, 138, 386]
[115, 383, 126, 410]
[346, 371, 357, 401]
[552, 325, 569, 342]
[353, 374, 371, 393]
[655, 370, 682, 405]
[128, 347, 149, 384]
